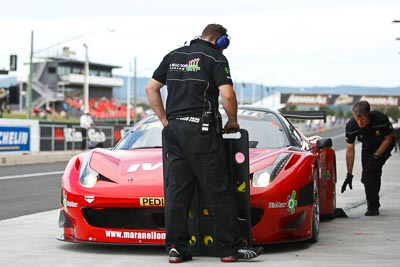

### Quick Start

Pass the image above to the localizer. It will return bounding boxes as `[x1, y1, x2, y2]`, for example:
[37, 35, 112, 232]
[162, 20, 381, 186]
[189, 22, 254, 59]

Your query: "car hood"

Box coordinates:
[89, 148, 163, 186]
[88, 147, 292, 185]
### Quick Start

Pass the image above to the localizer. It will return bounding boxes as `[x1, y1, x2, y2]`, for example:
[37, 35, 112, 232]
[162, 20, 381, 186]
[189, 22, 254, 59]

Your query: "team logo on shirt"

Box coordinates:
[224, 66, 230, 75]
[186, 58, 200, 72]
[169, 58, 201, 72]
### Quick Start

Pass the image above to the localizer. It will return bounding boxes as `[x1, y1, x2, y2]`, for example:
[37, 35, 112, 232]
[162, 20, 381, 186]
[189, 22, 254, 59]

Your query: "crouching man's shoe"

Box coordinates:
[365, 209, 379, 216]
[168, 248, 192, 263]
[220, 247, 264, 262]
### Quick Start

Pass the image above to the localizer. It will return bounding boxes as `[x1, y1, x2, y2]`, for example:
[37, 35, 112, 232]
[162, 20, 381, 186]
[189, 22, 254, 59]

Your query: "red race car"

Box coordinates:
[58, 106, 336, 245]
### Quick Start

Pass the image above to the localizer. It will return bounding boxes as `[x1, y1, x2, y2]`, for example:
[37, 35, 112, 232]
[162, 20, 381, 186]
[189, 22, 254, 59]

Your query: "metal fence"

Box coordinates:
[39, 123, 126, 151]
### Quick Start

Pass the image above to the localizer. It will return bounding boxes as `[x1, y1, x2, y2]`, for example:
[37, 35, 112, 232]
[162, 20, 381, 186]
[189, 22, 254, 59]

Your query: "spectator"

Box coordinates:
[80, 110, 95, 150]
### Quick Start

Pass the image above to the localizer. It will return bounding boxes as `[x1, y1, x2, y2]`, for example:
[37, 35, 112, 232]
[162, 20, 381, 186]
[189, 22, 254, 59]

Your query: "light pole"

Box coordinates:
[83, 43, 89, 113]
[27, 31, 34, 119]
[126, 61, 131, 125]
[133, 56, 137, 125]
[126, 57, 138, 126]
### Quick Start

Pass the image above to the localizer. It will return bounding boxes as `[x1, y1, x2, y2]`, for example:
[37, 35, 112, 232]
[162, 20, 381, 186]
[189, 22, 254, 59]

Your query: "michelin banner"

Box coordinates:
[0, 119, 39, 153]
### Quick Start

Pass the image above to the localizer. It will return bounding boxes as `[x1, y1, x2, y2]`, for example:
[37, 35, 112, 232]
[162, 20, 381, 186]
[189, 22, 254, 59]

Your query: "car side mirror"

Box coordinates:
[316, 138, 332, 149]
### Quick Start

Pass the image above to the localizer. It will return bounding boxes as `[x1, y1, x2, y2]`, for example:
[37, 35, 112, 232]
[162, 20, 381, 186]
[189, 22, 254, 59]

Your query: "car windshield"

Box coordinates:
[114, 110, 289, 150]
[237, 116, 287, 148]
[224, 110, 289, 148]
[114, 115, 163, 150]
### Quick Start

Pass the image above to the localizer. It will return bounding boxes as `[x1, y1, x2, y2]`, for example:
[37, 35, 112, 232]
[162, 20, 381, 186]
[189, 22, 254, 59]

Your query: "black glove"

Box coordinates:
[341, 173, 353, 193]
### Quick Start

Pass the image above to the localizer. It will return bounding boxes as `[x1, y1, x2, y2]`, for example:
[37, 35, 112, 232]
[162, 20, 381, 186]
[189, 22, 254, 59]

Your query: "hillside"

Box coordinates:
[111, 75, 400, 104]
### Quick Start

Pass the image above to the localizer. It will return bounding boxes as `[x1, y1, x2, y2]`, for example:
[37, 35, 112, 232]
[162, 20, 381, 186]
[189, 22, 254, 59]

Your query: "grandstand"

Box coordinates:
[0, 54, 140, 121]
[64, 96, 134, 120]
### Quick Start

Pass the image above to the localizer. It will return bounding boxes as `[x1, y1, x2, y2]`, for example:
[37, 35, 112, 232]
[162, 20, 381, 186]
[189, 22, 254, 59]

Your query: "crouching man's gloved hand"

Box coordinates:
[341, 173, 353, 193]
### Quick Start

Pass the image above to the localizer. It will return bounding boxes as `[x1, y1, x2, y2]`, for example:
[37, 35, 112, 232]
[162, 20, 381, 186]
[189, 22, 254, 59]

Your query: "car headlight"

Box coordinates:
[252, 171, 271, 187]
[81, 172, 99, 188]
[79, 153, 99, 188]
[252, 153, 291, 187]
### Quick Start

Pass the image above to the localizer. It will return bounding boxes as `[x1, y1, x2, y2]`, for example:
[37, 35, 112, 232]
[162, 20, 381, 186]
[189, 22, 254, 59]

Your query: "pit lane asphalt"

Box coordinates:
[1, 148, 400, 266]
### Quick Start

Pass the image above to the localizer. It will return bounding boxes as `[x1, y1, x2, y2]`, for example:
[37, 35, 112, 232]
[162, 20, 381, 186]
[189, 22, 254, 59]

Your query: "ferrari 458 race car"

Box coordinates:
[58, 106, 336, 245]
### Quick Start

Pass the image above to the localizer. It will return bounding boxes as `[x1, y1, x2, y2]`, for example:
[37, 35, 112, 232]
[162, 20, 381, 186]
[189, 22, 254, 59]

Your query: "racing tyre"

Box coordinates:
[328, 157, 337, 219]
[310, 167, 320, 243]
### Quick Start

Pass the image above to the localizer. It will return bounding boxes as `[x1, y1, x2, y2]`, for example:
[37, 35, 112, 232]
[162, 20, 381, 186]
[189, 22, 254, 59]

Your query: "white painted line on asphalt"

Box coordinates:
[0, 171, 64, 180]
[330, 133, 344, 139]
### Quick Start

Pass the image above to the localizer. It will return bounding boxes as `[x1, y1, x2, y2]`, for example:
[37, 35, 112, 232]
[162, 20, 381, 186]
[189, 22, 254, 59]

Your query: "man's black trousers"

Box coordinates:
[162, 119, 242, 257]
[361, 151, 391, 210]
[81, 128, 87, 150]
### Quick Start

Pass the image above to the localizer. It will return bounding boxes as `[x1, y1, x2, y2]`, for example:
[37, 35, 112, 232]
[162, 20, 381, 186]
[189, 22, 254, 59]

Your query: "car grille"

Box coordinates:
[82, 208, 165, 229]
[82, 207, 264, 229]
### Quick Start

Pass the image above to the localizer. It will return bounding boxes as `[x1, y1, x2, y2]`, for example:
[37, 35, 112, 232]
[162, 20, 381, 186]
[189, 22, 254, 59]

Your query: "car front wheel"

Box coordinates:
[310, 167, 320, 243]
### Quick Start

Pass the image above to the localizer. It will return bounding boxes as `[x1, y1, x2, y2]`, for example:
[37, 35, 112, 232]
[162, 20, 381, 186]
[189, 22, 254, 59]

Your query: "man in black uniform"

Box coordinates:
[341, 100, 395, 216]
[145, 24, 263, 263]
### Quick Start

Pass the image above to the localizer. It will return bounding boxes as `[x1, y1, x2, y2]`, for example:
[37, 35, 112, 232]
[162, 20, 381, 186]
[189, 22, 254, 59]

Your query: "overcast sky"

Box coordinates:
[1, 0, 400, 87]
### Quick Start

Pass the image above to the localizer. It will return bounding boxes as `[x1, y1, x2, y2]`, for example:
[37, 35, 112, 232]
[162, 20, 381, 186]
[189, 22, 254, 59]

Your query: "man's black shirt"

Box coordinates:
[345, 110, 394, 153]
[152, 39, 233, 119]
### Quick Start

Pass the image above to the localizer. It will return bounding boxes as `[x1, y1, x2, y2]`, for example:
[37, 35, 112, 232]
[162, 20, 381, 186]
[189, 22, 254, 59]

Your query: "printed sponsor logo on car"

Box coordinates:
[268, 190, 298, 214]
[66, 201, 78, 208]
[268, 202, 287, 209]
[127, 162, 162, 172]
[105, 230, 166, 240]
[140, 197, 164, 206]
[85, 195, 95, 203]
[287, 190, 298, 214]
[62, 190, 78, 209]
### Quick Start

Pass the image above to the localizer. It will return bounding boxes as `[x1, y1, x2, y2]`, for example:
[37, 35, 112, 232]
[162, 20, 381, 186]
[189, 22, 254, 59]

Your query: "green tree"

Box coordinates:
[346, 110, 353, 119]
[319, 106, 334, 116]
[384, 107, 400, 120]
[337, 109, 344, 119]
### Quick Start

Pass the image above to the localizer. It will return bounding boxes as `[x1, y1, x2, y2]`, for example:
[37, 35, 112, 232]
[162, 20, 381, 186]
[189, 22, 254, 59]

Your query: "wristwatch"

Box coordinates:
[373, 153, 379, 159]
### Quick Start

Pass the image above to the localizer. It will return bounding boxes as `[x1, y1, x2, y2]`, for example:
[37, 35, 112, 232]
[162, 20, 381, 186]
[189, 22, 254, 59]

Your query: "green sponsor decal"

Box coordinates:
[287, 190, 298, 214]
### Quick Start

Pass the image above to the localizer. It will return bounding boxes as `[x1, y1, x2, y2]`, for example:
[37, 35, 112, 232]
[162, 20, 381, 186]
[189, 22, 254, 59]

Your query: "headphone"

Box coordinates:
[215, 35, 230, 50]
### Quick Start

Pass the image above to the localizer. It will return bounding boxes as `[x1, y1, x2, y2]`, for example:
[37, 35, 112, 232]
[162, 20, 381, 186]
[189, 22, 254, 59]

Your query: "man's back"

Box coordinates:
[153, 39, 231, 119]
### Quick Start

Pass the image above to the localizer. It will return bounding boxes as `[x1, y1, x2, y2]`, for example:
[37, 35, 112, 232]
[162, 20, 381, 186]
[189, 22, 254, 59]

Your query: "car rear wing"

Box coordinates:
[280, 111, 327, 123]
